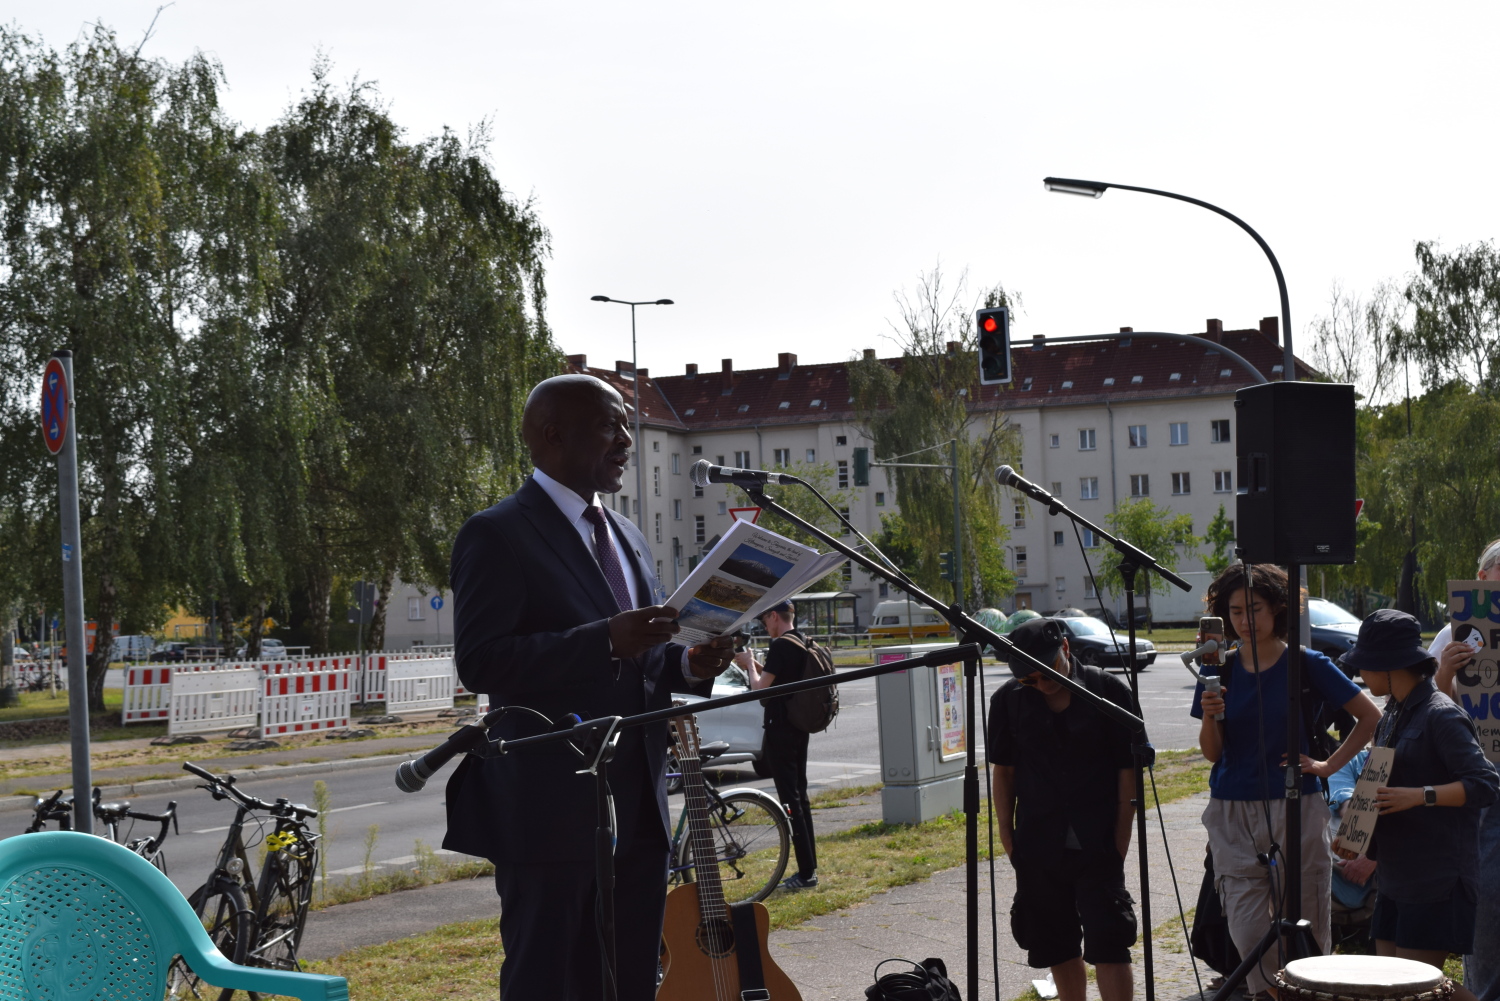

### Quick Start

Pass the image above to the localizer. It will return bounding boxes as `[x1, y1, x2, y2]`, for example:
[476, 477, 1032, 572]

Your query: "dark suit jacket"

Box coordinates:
[443, 476, 705, 863]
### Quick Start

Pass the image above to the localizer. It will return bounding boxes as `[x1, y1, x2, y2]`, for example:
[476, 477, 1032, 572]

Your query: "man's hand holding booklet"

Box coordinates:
[665, 519, 845, 646]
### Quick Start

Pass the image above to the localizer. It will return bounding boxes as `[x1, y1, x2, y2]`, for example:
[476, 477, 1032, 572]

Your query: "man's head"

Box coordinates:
[522, 375, 632, 501]
[1006, 616, 1070, 693]
[758, 600, 795, 639]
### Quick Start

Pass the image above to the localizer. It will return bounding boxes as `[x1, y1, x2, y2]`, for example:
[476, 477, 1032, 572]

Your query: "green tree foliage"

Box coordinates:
[1092, 499, 1198, 632]
[850, 267, 1019, 608]
[1396, 241, 1500, 391]
[1202, 504, 1236, 580]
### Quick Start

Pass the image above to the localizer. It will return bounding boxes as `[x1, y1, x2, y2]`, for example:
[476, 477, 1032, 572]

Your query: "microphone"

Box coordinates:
[395, 723, 493, 793]
[995, 465, 1057, 506]
[689, 459, 799, 488]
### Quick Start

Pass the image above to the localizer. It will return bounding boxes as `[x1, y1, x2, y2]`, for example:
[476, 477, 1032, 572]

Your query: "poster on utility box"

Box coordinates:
[1447, 579, 1500, 763]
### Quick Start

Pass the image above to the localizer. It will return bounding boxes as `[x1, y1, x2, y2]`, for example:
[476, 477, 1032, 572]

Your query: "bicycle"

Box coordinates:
[666, 739, 791, 904]
[169, 761, 321, 1001]
[24, 788, 179, 874]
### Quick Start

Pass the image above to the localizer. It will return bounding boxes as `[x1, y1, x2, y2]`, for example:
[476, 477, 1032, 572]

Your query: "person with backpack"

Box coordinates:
[737, 599, 825, 890]
[1191, 563, 1381, 1000]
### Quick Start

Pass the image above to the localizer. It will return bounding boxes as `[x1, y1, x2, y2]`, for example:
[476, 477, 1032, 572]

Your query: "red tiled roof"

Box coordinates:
[565, 322, 1314, 432]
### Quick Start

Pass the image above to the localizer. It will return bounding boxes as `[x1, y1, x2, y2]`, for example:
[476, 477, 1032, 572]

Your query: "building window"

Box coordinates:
[1085, 577, 1099, 599]
[734, 450, 751, 467]
[1130, 474, 1149, 497]
[652, 440, 659, 452]
[773, 448, 791, 466]
[619, 494, 629, 515]
[673, 499, 682, 520]
[1053, 531, 1064, 546]
[1055, 577, 1066, 594]
[718, 501, 727, 515]
[688, 554, 698, 571]
[694, 515, 705, 544]
[1082, 528, 1100, 548]
[1080, 477, 1099, 500]
[1214, 470, 1233, 493]
[1211, 419, 1231, 443]
[1079, 428, 1097, 451]
[671, 453, 681, 474]
[838, 507, 851, 536]
[875, 491, 886, 506]
[653, 466, 661, 496]
[878, 582, 889, 598]
[1015, 546, 1027, 576]
[1014, 503, 1025, 529]
[836, 435, 848, 446]
[1170, 422, 1189, 446]
[840, 561, 853, 586]
[692, 445, 702, 455]
[693, 483, 703, 498]
[805, 448, 816, 462]
[1049, 434, 1060, 448]
[407, 596, 423, 621]
[1128, 425, 1147, 448]
[1050, 481, 1062, 496]
[655, 512, 662, 543]
[1171, 472, 1190, 495]
[837, 460, 849, 489]
[657, 560, 663, 579]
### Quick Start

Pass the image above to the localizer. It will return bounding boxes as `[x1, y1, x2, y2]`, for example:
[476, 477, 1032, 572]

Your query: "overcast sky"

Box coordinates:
[14, 2, 1500, 374]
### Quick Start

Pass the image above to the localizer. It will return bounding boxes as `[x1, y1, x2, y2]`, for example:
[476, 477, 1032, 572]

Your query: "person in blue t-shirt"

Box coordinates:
[1190, 563, 1380, 999]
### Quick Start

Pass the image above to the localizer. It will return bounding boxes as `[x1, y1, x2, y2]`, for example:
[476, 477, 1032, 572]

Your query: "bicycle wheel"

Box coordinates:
[167, 878, 250, 1001]
[674, 789, 790, 904]
[248, 834, 316, 991]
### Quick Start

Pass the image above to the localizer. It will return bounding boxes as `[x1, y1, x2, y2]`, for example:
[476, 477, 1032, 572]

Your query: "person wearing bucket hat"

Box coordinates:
[987, 617, 1143, 1001]
[1332, 608, 1499, 996]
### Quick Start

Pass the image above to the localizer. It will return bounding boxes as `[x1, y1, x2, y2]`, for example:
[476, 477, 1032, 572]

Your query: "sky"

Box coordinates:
[12, 2, 1500, 375]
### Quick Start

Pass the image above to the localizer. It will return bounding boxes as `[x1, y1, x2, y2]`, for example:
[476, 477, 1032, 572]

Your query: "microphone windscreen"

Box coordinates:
[995, 465, 1016, 487]
[689, 459, 713, 487]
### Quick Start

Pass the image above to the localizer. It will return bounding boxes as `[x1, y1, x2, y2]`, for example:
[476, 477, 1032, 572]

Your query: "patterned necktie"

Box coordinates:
[582, 506, 634, 613]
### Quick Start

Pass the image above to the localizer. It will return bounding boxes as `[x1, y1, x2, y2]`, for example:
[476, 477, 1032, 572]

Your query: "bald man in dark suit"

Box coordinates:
[444, 374, 734, 1001]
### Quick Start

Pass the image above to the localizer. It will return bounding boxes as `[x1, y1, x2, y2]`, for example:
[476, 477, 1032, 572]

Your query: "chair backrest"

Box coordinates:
[0, 830, 347, 1001]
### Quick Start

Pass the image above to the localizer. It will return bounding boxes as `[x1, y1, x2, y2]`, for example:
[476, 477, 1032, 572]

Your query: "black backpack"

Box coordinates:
[778, 632, 839, 734]
[866, 958, 961, 1001]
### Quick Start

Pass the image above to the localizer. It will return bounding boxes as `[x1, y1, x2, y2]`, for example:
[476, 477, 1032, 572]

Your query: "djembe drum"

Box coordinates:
[1275, 956, 1452, 1001]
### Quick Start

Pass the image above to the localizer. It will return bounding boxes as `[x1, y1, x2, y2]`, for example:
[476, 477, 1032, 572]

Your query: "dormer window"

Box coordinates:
[738, 404, 750, 412]
[1131, 375, 1143, 384]
[1103, 377, 1115, 386]
[778, 401, 790, 409]
[1169, 373, 1181, 381]
[1220, 369, 1232, 377]
[1061, 380, 1074, 389]
[684, 408, 695, 416]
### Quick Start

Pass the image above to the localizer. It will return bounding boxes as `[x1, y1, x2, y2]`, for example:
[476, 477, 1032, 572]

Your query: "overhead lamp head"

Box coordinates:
[655, 299, 674, 305]
[1043, 176, 1107, 198]
[590, 295, 611, 302]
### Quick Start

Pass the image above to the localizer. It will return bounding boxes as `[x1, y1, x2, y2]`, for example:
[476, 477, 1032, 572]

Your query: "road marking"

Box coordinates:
[325, 801, 387, 814]
[192, 826, 231, 834]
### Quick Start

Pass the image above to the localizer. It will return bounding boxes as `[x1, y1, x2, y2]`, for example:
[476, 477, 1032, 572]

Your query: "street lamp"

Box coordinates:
[589, 295, 674, 531]
[1042, 176, 1295, 378]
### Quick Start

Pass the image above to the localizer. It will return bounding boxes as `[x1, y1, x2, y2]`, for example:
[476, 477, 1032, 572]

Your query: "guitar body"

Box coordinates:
[657, 882, 801, 1001]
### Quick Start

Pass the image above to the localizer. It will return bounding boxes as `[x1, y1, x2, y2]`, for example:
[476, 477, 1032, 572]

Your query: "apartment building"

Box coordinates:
[552, 316, 1306, 627]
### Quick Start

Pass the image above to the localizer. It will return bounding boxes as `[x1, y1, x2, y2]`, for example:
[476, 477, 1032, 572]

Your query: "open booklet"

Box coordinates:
[665, 518, 848, 646]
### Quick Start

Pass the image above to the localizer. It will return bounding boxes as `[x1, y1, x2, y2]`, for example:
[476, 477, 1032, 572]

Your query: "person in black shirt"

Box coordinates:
[989, 616, 1140, 1001]
[736, 599, 819, 890]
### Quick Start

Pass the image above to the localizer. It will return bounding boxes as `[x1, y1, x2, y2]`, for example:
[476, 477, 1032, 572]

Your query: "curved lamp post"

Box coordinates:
[589, 295, 674, 530]
[1042, 177, 1295, 379]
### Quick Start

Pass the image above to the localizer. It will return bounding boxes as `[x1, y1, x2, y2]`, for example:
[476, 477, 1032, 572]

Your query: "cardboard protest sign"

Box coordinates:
[1333, 746, 1396, 857]
[1447, 579, 1500, 763]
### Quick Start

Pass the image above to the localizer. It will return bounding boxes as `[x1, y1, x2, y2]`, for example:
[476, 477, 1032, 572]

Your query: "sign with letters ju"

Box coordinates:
[1448, 579, 1500, 763]
[1332, 746, 1395, 857]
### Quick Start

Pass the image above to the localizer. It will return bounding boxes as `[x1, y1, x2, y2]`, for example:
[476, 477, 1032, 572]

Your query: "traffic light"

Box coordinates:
[938, 551, 955, 582]
[853, 447, 870, 487]
[976, 307, 1011, 385]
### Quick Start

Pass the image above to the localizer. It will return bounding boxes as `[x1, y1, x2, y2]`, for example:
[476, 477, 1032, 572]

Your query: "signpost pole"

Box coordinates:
[48, 350, 92, 833]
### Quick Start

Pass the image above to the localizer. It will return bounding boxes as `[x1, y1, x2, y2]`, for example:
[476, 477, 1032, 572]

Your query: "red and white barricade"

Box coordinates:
[385, 654, 455, 714]
[168, 664, 260, 736]
[360, 653, 387, 703]
[122, 665, 176, 723]
[259, 656, 353, 736]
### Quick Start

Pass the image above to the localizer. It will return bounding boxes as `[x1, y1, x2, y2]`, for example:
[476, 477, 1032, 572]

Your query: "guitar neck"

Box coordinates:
[673, 724, 728, 919]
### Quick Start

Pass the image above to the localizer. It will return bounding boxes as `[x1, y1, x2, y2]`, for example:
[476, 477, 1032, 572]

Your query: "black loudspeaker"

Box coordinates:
[1235, 382, 1357, 565]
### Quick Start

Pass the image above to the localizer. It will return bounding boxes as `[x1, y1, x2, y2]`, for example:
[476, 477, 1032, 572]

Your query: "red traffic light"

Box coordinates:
[982, 316, 998, 334]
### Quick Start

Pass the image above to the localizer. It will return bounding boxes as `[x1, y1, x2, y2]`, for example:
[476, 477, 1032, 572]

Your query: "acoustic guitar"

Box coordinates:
[658, 715, 802, 1001]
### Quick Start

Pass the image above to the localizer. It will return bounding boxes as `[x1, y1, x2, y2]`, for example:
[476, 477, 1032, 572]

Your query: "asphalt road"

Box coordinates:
[2, 660, 1202, 901]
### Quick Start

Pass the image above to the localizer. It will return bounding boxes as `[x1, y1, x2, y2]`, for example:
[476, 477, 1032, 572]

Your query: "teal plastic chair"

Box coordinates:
[0, 830, 348, 1000]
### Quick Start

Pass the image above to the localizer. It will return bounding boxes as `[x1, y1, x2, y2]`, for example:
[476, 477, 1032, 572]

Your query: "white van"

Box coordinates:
[113, 635, 155, 661]
[868, 600, 951, 639]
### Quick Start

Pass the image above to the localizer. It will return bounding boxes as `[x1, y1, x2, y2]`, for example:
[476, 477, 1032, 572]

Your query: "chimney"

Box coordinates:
[615, 359, 633, 375]
[685, 363, 698, 378]
[1118, 327, 1133, 334]
[945, 341, 960, 356]
[637, 368, 648, 380]
[1259, 316, 1280, 346]
[565, 353, 587, 369]
[721, 358, 735, 395]
[862, 348, 876, 362]
[1205, 319, 1223, 343]
[778, 352, 798, 374]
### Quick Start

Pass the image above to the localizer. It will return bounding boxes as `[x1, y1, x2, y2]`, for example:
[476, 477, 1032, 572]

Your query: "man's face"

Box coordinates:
[545, 387, 632, 499]
[1019, 639, 1070, 694]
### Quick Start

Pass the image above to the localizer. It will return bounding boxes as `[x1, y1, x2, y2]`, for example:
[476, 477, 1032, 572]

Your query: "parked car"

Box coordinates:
[149, 642, 187, 663]
[235, 638, 289, 660]
[671, 663, 770, 788]
[867, 600, 951, 639]
[1308, 598, 1362, 663]
[1055, 615, 1156, 672]
[1083, 605, 1151, 630]
[114, 635, 155, 662]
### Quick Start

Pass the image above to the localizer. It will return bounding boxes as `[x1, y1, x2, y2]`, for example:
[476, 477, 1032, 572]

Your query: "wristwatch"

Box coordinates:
[1423, 785, 1437, 807]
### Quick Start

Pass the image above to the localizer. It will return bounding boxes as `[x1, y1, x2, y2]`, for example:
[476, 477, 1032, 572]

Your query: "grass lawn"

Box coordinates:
[304, 754, 1216, 1000]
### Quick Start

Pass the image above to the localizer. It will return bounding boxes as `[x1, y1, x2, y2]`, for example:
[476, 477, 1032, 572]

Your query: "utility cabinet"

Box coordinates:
[875, 643, 969, 824]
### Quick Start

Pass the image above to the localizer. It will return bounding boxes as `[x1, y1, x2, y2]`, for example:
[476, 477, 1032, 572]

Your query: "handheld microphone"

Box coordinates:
[994, 465, 1056, 506]
[394, 723, 492, 793]
[689, 459, 799, 488]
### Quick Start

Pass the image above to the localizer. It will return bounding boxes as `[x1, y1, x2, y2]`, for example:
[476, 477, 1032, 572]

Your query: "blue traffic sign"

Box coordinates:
[430, 595, 444, 611]
[41, 358, 68, 455]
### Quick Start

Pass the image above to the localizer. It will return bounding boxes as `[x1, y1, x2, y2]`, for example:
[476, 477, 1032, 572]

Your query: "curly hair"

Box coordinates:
[1204, 562, 1294, 641]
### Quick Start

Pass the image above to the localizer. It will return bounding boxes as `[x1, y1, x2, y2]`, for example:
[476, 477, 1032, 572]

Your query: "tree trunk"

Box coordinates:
[87, 575, 118, 713]
[307, 559, 332, 655]
[1395, 548, 1418, 614]
[216, 599, 237, 657]
[246, 598, 268, 659]
[368, 567, 394, 652]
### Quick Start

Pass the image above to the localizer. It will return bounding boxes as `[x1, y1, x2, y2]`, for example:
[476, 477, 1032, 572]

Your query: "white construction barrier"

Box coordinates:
[167, 665, 260, 736]
[385, 655, 455, 714]
[260, 656, 353, 736]
[122, 665, 176, 723]
[360, 653, 387, 704]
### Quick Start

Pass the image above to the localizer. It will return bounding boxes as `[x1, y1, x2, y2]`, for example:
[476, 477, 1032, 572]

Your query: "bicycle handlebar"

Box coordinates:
[181, 762, 317, 819]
